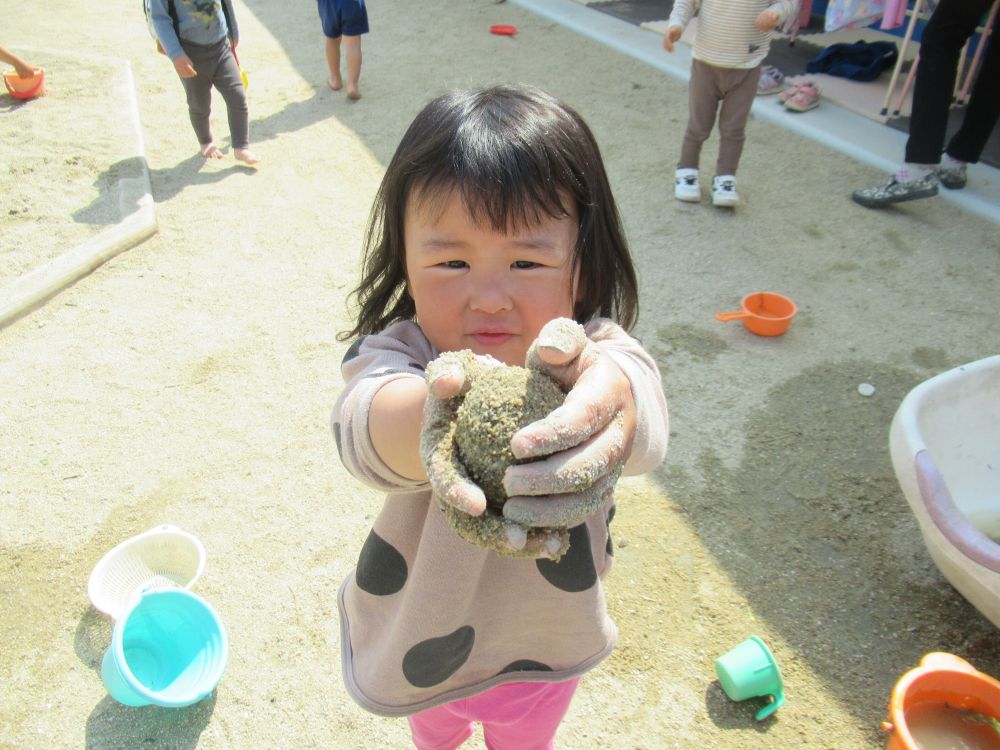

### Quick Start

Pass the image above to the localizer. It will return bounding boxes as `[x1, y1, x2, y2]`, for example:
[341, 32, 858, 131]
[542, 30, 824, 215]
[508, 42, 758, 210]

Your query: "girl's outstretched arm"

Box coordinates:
[333, 321, 439, 492]
[369, 377, 427, 481]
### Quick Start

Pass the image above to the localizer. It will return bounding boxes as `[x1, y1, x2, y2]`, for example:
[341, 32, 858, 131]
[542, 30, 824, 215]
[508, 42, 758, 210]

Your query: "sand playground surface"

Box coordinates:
[2, 0, 1000, 748]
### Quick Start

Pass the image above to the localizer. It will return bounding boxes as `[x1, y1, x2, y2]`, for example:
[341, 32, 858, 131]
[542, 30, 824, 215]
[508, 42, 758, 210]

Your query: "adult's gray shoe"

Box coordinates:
[852, 174, 938, 208]
[936, 163, 967, 190]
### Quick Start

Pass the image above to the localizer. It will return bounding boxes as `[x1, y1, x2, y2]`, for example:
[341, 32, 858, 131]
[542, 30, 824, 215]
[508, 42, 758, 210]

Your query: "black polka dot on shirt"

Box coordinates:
[498, 660, 553, 675]
[536, 524, 597, 593]
[355, 530, 408, 596]
[342, 336, 366, 365]
[402, 626, 475, 688]
[606, 504, 616, 557]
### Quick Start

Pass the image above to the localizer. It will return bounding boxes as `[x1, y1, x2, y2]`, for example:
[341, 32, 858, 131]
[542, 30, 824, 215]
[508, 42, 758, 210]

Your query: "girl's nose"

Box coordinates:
[468, 274, 513, 314]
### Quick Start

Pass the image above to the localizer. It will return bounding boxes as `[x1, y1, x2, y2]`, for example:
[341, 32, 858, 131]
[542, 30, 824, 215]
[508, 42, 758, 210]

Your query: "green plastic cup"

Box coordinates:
[715, 635, 785, 720]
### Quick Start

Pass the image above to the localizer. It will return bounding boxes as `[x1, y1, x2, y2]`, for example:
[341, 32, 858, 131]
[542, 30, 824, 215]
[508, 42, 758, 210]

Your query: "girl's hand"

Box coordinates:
[501, 319, 635, 529]
[420, 351, 566, 558]
[172, 54, 197, 78]
[755, 10, 780, 31]
[663, 24, 683, 52]
[420, 350, 499, 517]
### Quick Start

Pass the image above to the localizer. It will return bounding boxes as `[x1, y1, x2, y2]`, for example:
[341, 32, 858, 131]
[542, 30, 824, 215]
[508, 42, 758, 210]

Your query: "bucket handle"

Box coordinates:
[918, 652, 977, 674]
[715, 310, 749, 323]
[755, 690, 785, 721]
[915, 450, 1000, 573]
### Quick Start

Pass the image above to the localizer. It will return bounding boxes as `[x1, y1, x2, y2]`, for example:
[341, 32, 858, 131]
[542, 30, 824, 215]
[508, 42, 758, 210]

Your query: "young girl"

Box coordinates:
[663, 0, 799, 207]
[148, 0, 260, 165]
[332, 84, 669, 749]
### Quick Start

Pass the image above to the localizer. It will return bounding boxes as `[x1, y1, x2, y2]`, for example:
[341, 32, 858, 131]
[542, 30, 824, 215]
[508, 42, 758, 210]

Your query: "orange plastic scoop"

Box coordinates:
[715, 292, 797, 337]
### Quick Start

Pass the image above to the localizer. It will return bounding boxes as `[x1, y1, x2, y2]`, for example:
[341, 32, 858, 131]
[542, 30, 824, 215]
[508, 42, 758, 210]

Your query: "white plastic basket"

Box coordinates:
[88, 525, 206, 619]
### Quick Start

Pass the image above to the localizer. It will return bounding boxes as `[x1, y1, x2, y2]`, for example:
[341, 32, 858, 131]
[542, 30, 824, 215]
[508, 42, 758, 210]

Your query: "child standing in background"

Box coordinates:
[148, 0, 260, 165]
[332, 84, 668, 749]
[318, 0, 368, 100]
[664, 0, 799, 207]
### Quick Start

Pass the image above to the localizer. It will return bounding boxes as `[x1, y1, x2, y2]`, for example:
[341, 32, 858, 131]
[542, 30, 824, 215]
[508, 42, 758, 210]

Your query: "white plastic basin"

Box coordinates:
[889, 355, 1000, 628]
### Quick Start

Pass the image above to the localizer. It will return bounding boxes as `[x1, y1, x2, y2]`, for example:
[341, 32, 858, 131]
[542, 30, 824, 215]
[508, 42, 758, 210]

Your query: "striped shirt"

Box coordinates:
[669, 0, 800, 69]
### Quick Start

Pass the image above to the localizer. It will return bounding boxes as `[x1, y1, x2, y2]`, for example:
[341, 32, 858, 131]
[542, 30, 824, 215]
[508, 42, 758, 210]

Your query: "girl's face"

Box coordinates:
[404, 189, 579, 366]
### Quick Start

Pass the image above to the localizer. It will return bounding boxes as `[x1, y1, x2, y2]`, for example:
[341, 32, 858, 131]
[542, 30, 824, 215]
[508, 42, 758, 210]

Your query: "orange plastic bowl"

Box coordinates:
[3, 68, 45, 100]
[882, 653, 1000, 750]
[715, 291, 797, 337]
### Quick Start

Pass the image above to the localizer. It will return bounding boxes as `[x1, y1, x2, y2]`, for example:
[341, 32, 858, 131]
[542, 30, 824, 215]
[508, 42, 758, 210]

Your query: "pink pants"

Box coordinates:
[407, 678, 581, 750]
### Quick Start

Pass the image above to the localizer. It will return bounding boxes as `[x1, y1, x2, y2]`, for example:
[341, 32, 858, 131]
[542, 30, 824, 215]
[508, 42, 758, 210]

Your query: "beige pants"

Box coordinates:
[678, 59, 760, 176]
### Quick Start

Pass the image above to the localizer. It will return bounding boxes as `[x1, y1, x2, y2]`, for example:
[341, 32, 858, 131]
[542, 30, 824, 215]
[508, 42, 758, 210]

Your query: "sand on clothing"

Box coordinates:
[2, 1, 1000, 748]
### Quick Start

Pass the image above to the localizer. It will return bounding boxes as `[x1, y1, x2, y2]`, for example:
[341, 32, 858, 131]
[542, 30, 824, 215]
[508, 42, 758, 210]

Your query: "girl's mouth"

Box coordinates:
[471, 331, 513, 347]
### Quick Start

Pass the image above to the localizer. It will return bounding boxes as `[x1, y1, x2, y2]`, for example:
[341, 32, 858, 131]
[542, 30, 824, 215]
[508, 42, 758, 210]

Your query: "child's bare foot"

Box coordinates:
[328, 77, 342, 91]
[234, 148, 260, 166]
[346, 87, 361, 100]
[200, 142, 224, 159]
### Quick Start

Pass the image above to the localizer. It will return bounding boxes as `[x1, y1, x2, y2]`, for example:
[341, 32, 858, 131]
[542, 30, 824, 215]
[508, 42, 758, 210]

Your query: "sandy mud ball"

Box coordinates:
[455, 366, 565, 512]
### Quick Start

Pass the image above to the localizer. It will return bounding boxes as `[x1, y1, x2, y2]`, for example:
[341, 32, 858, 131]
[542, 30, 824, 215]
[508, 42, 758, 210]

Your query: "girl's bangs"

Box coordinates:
[409, 134, 577, 232]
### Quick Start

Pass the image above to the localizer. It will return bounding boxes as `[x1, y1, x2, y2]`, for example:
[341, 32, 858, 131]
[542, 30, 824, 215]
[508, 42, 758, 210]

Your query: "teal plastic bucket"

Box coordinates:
[101, 589, 228, 707]
[715, 635, 785, 720]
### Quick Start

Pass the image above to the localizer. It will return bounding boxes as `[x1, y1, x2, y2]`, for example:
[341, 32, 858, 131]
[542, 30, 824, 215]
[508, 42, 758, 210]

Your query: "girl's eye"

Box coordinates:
[513, 260, 539, 270]
[443, 260, 467, 269]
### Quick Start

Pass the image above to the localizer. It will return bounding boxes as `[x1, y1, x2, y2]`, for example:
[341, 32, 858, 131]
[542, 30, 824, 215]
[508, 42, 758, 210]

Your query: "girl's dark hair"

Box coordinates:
[338, 83, 638, 341]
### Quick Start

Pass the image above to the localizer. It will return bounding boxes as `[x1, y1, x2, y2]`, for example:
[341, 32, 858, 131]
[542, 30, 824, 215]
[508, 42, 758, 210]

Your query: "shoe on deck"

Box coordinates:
[937, 163, 967, 190]
[757, 65, 785, 95]
[852, 174, 938, 208]
[675, 168, 701, 202]
[711, 175, 739, 207]
[783, 82, 821, 112]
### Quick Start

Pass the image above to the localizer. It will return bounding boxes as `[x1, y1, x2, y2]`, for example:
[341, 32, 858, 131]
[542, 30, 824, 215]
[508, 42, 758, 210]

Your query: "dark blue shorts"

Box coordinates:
[318, 0, 369, 38]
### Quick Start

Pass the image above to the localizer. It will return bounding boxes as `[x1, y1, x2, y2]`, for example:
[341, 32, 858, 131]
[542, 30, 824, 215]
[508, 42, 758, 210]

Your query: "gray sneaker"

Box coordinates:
[852, 174, 938, 208]
[937, 162, 967, 190]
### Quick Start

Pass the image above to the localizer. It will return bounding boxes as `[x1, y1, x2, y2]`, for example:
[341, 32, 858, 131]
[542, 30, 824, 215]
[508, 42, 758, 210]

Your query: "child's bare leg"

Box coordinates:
[325, 36, 342, 91]
[201, 142, 224, 159]
[343, 35, 362, 99]
[234, 148, 260, 166]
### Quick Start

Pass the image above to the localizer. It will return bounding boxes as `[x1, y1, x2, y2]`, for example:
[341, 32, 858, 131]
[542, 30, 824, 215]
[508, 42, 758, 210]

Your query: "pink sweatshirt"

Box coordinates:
[332, 319, 669, 716]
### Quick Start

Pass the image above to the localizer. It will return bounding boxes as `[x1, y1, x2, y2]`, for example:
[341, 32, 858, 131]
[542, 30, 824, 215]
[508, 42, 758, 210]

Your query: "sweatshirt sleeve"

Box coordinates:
[149, 0, 184, 60]
[222, 0, 239, 44]
[668, 0, 697, 29]
[768, 0, 800, 24]
[584, 319, 669, 477]
[332, 322, 435, 493]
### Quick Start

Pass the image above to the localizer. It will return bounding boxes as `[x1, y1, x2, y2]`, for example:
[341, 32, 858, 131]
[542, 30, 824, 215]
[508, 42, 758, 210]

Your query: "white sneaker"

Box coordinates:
[674, 168, 701, 202]
[712, 175, 739, 207]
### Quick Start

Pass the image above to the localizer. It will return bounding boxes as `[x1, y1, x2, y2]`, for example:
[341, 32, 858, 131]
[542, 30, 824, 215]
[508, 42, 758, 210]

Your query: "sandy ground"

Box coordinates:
[2, 1, 1000, 748]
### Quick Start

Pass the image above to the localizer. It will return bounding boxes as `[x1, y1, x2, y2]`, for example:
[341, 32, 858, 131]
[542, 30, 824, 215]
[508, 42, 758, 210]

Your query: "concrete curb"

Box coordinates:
[0, 57, 157, 330]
